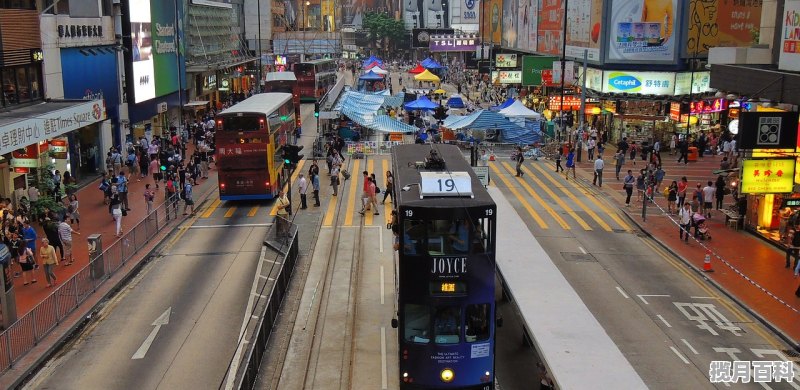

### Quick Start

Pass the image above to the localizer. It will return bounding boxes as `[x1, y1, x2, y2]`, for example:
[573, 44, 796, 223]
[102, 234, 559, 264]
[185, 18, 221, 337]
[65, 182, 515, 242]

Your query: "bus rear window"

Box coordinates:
[221, 115, 263, 132]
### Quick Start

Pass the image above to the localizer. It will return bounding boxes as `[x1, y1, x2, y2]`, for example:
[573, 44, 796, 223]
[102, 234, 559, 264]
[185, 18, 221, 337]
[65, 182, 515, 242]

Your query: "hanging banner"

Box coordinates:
[741, 159, 796, 194]
[779, 0, 800, 72]
[607, 0, 679, 63]
[537, 0, 563, 55]
[491, 71, 522, 84]
[495, 53, 517, 67]
[565, 0, 603, 61]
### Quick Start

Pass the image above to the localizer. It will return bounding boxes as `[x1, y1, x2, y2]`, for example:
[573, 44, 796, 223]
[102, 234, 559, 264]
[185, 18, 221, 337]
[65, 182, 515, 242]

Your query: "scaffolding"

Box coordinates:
[187, 4, 256, 71]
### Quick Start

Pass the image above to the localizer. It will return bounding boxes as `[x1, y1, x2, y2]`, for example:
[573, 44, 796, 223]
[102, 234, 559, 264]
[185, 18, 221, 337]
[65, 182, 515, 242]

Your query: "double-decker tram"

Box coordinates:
[214, 93, 299, 200]
[293, 59, 337, 102]
[391, 144, 497, 390]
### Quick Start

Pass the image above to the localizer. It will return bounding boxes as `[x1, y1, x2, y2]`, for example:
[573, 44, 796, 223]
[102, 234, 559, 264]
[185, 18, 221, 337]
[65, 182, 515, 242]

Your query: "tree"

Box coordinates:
[362, 12, 408, 57]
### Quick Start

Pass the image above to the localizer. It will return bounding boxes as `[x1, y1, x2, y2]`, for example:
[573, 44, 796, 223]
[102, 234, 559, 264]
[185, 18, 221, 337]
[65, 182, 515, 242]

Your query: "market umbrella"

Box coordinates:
[433, 89, 447, 94]
[414, 69, 440, 82]
[408, 64, 426, 74]
[404, 96, 439, 111]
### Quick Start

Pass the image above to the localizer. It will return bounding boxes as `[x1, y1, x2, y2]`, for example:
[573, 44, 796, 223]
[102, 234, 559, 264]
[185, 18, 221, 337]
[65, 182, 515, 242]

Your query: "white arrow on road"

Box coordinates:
[131, 307, 172, 360]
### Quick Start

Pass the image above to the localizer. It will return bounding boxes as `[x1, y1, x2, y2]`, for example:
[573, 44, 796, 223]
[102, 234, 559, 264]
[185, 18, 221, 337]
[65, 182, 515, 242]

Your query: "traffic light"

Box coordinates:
[314, 102, 320, 118]
[283, 144, 304, 167]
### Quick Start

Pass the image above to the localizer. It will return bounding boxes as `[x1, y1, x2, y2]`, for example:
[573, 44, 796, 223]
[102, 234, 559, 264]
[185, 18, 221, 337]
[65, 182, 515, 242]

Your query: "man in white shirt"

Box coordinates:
[702, 180, 716, 218]
[587, 138, 596, 160]
[298, 174, 308, 210]
[679, 203, 692, 242]
[593, 156, 605, 187]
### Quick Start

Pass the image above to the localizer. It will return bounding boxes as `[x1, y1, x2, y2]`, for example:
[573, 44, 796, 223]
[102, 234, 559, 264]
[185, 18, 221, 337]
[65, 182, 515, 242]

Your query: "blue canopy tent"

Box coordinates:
[424, 61, 443, 70]
[359, 70, 384, 81]
[444, 109, 532, 143]
[446, 94, 465, 108]
[489, 98, 515, 111]
[404, 96, 439, 111]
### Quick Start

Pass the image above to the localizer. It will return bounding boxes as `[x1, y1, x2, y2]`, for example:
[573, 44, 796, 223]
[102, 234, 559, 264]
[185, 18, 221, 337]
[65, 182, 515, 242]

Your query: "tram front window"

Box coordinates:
[465, 303, 490, 342]
[404, 304, 431, 343]
[434, 306, 461, 344]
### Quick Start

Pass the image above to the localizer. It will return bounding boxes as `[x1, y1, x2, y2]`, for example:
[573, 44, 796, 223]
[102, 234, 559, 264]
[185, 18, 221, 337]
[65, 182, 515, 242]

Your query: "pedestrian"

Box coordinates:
[149, 156, 161, 189]
[623, 170, 635, 207]
[275, 189, 290, 239]
[479, 149, 490, 166]
[42, 215, 63, 263]
[22, 219, 36, 261]
[144, 183, 155, 215]
[110, 185, 123, 237]
[614, 150, 624, 179]
[677, 140, 689, 165]
[111, 148, 123, 175]
[667, 181, 678, 214]
[19, 246, 36, 285]
[677, 176, 688, 208]
[57, 219, 79, 265]
[636, 170, 646, 201]
[360, 171, 371, 213]
[311, 170, 321, 207]
[382, 170, 394, 204]
[715, 175, 726, 210]
[592, 155, 604, 187]
[359, 177, 379, 216]
[693, 183, 704, 213]
[702, 181, 716, 218]
[182, 181, 195, 216]
[52, 170, 62, 200]
[117, 171, 130, 211]
[669, 133, 677, 155]
[555, 149, 563, 172]
[629, 141, 637, 164]
[514, 146, 525, 177]
[8, 231, 23, 278]
[679, 203, 692, 243]
[39, 237, 58, 287]
[787, 229, 800, 269]
[587, 137, 596, 160]
[298, 173, 308, 210]
[565, 149, 576, 180]
[330, 164, 340, 196]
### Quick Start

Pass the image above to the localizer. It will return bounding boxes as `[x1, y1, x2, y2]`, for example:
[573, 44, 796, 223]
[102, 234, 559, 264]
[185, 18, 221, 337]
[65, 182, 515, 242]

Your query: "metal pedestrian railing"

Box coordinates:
[0, 198, 184, 374]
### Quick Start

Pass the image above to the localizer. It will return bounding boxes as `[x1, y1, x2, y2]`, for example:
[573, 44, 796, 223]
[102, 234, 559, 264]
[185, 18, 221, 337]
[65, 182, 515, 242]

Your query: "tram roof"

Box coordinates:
[392, 144, 494, 209]
[217, 92, 293, 116]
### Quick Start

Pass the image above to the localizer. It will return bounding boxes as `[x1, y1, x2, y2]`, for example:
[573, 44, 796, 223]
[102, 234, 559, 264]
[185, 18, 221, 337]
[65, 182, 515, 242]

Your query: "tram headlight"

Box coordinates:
[440, 368, 455, 383]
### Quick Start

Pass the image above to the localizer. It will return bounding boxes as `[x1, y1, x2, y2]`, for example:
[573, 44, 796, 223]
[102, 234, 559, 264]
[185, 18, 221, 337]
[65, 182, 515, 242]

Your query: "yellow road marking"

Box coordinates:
[524, 164, 613, 231]
[639, 238, 785, 348]
[366, 159, 375, 225]
[531, 163, 631, 231]
[489, 163, 549, 229]
[499, 162, 571, 230]
[270, 160, 307, 216]
[247, 206, 259, 217]
[201, 199, 221, 218]
[344, 159, 361, 226]
[323, 191, 337, 226]
[224, 207, 237, 218]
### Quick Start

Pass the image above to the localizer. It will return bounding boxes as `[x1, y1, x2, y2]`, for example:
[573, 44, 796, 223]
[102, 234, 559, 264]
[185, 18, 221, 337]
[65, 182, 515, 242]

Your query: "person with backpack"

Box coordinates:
[623, 170, 636, 207]
[111, 148, 123, 175]
[182, 182, 195, 216]
[126, 150, 138, 177]
[109, 185, 123, 237]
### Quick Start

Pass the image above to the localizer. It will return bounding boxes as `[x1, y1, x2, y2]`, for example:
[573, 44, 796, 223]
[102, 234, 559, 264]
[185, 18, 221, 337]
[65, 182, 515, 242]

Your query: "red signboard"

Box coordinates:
[50, 139, 68, 159]
[548, 96, 582, 111]
[13, 167, 29, 174]
[670, 102, 682, 121]
[11, 144, 38, 159]
[690, 98, 728, 114]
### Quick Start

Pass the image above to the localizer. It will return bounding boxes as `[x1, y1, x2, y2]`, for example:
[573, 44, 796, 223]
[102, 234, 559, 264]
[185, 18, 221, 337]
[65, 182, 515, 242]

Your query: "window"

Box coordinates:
[465, 304, 490, 342]
[427, 219, 471, 255]
[402, 219, 425, 256]
[1, 0, 35, 10]
[222, 115, 263, 132]
[403, 304, 430, 344]
[433, 306, 461, 344]
[1, 65, 43, 108]
[2, 68, 17, 107]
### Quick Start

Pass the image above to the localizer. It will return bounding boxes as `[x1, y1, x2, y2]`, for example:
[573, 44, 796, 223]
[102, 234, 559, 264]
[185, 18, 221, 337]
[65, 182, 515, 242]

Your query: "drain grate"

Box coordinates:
[561, 252, 597, 262]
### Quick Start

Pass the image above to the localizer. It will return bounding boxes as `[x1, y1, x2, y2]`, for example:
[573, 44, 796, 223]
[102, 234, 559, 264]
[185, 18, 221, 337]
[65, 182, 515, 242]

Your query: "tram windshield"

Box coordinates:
[404, 304, 431, 344]
[465, 303, 490, 342]
[434, 306, 462, 344]
[402, 217, 492, 256]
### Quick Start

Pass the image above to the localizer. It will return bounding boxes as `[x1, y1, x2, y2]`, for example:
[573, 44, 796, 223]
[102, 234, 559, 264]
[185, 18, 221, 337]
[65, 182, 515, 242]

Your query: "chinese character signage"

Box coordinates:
[495, 53, 517, 67]
[607, 0, 679, 63]
[779, 0, 800, 72]
[690, 99, 727, 115]
[429, 33, 481, 52]
[603, 71, 675, 95]
[491, 71, 522, 84]
[548, 96, 581, 111]
[521, 56, 558, 86]
[738, 112, 800, 150]
[0, 100, 106, 157]
[741, 159, 796, 194]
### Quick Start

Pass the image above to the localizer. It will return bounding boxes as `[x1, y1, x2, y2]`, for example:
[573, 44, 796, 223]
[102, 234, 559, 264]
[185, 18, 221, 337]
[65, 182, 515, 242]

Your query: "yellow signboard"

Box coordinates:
[741, 159, 796, 194]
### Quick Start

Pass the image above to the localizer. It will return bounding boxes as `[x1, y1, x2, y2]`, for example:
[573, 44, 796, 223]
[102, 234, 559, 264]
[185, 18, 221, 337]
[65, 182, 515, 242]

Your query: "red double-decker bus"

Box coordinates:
[215, 93, 299, 200]
[293, 59, 337, 102]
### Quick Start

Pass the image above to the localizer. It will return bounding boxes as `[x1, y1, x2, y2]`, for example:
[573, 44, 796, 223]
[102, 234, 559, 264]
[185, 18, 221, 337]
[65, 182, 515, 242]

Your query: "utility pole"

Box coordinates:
[256, 0, 263, 92]
[558, 0, 569, 143]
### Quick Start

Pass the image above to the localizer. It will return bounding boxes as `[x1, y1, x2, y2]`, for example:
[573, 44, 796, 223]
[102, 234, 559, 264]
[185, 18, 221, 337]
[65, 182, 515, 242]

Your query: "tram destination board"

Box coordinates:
[420, 171, 474, 198]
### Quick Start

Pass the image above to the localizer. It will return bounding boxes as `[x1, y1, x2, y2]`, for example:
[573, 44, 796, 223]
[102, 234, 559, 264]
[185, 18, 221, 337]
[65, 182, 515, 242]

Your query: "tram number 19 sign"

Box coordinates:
[420, 172, 473, 198]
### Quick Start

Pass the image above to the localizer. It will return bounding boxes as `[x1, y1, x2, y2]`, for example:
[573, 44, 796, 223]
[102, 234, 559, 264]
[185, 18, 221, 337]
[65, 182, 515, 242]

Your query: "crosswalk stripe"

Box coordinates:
[323, 188, 337, 226]
[224, 206, 237, 218]
[344, 159, 361, 226]
[499, 162, 572, 230]
[525, 164, 613, 232]
[270, 160, 306, 216]
[247, 206, 259, 217]
[489, 163, 549, 229]
[202, 199, 221, 218]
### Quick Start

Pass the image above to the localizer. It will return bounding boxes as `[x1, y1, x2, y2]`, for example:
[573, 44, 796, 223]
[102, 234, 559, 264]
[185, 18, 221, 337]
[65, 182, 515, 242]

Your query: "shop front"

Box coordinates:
[741, 159, 799, 247]
[0, 99, 107, 202]
[128, 91, 185, 144]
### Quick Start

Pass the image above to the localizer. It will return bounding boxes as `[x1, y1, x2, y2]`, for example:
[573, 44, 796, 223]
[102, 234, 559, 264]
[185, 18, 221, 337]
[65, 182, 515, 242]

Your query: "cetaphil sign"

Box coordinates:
[603, 71, 675, 95]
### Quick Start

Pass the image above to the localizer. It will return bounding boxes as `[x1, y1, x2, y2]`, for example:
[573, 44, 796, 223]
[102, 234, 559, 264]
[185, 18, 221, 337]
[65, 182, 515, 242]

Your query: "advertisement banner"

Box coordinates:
[481, 0, 502, 44]
[449, 0, 479, 29]
[603, 70, 675, 95]
[608, 0, 679, 63]
[501, 0, 518, 48]
[128, 0, 182, 103]
[61, 47, 120, 108]
[577, 66, 603, 91]
[673, 71, 712, 95]
[521, 55, 558, 86]
[741, 159, 796, 194]
[779, 0, 800, 72]
[491, 70, 522, 84]
[412, 28, 455, 48]
[687, 0, 762, 55]
[548, 96, 582, 110]
[565, 0, 603, 61]
[0, 100, 106, 157]
[738, 112, 800, 150]
[514, 0, 538, 51]
[537, 0, 563, 55]
[429, 33, 481, 51]
[495, 53, 518, 67]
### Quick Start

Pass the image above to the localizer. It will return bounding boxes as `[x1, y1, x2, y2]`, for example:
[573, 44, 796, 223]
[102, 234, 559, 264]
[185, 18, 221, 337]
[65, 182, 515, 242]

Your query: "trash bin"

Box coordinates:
[688, 146, 699, 162]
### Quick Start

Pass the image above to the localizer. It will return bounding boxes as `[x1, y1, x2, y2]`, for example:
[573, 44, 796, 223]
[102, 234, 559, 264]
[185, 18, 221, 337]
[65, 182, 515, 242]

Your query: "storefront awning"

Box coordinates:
[184, 101, 210, 107]
[0, 99, 106, 156]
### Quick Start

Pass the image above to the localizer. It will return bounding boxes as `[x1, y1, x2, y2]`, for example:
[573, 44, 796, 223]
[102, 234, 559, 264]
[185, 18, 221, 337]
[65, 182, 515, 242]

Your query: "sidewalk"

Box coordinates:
[570, 151, 800, 346]
[12, 143, 205, 318]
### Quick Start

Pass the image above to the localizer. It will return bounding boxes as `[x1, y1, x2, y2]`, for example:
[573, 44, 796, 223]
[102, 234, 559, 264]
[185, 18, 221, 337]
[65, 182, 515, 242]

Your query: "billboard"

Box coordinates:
[429, 33, 480, 51]
[607, 0, 679, 63]
[537, 0, 563, 55]
[481, 0, 502, 44]
[673, 71, 712, 95]
[521, 55, 557, 86]
[602, 71, 675, 95]
[565, 0, 603, 61]
[779, 0, 800, 72]
[491, 70, 522, 83]
[741, 159, 796, 194]
[412, 28, 455, 48]
[686, 0, 762, 55]
[449, 0, 480, 31]
[501, 0, 518, 48]
[513, 0, 538, 51]
[126, 0, 182, 104]
[738, 112, 800, 150]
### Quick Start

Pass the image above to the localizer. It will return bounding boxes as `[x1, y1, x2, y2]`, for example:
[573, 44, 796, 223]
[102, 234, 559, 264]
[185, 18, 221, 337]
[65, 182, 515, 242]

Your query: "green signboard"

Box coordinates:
[521, 55, 558, 86]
